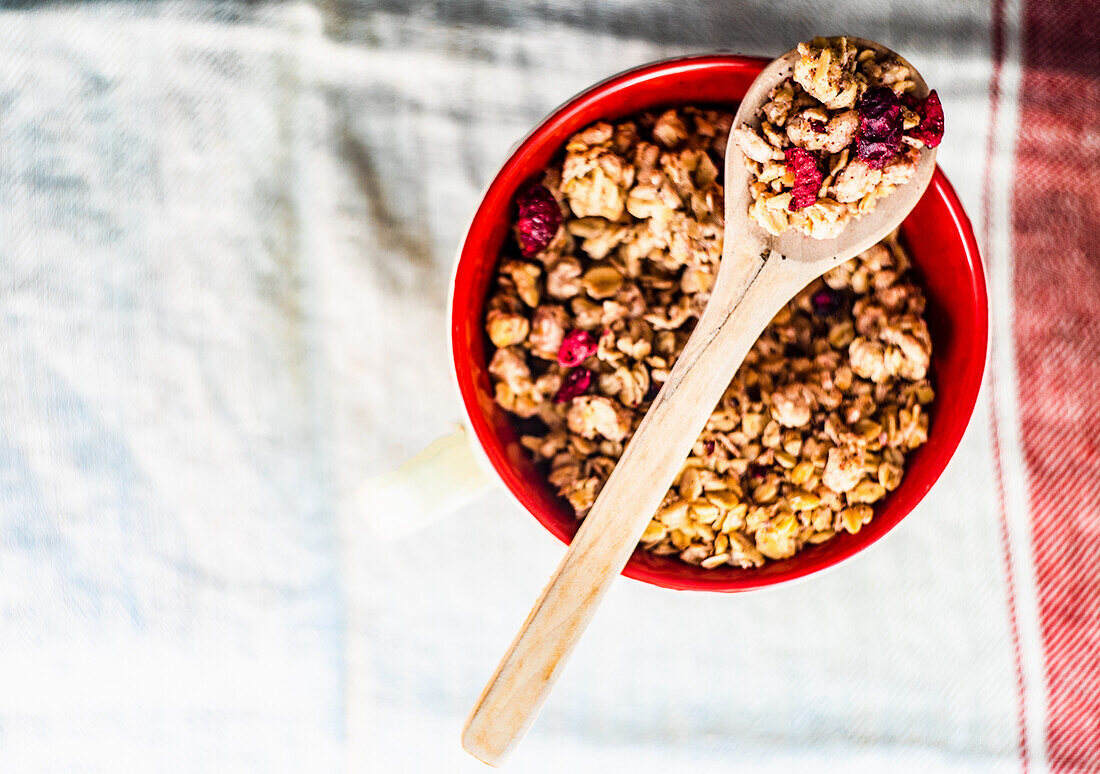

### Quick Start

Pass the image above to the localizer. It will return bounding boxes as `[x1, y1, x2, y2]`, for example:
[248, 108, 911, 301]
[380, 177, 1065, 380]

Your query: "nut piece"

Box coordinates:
[566, 396, 632, 441]
[546, 257, 584, 299]
[500, 260, 542, 308]
[793, 36, 863, 110]
[822, 445, 866, 493]
[833, 158, 884, 204]
[763, 82, 795, 125]
[733, 127, 783, 163]
[787, 109, 859, 154]
[771, 383, 813, 428]
[560, 126, 631, 220]
[486, 308, 529, 348]
[652, 110, 689, 147]
[568, 217, 627, 260]
[883, 147, 919, 186]
[839, 504, 873, 534]
[582, 265, 624, 299]
[880, 317, 932, 380]
[488, 347, 531, 392]
[527, 304, 570, 360]
[849, 337, 891, 383]
[564, 167, 624, 220]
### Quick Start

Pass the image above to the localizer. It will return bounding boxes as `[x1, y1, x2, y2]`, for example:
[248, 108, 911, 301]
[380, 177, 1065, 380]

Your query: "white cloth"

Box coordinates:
[0, 3, 1021, 772]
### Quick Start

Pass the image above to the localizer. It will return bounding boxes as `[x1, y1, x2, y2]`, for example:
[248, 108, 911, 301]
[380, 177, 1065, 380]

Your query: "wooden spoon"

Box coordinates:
[463, 37, 936, 766]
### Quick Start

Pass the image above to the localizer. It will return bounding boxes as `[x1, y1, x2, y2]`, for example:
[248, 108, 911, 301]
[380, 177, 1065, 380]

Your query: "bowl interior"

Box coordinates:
[451, 55, 988, 592]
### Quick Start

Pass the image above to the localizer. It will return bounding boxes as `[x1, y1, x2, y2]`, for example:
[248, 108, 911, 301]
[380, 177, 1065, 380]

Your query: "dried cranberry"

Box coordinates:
[784, 147, 824, 211]
[907, 90, 944, 148]
[857, 86, 903, 169]
[859, 87, 900, 128]
[553, 367, 592, 403]
[514, 183, 562, 257]
[557, 329, 599, 367]
[704, 440, 716, 456]
[809, 119, 826, 133]
[859, 141, 899, 169]
[811, 287, 844, 317]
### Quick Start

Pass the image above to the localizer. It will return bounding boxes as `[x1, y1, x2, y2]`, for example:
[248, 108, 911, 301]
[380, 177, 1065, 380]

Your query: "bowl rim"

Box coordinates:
[449, 53, 989, 592]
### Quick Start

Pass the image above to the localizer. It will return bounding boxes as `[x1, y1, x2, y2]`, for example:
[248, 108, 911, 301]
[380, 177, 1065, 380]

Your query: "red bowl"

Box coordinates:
[450, 54, 988, 592]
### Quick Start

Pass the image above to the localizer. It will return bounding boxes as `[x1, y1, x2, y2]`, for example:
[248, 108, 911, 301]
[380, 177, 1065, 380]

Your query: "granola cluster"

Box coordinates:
[734, 36, 944, 240]
[484, 106, 934, 568]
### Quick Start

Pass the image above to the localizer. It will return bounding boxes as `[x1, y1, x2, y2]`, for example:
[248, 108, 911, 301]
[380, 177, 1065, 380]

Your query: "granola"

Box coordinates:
[734, 36, 944, 239]
[484, 106, 934, 568]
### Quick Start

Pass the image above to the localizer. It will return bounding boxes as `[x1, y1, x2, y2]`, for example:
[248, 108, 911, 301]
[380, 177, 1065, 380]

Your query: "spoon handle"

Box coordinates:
[462, 245, 811, 766]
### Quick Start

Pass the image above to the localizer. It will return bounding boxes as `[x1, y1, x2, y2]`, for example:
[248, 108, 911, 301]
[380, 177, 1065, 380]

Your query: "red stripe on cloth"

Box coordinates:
[990, 400, 1033, 772]
[983, 0, 1031, 768]
[1015, 0, 1100, 770]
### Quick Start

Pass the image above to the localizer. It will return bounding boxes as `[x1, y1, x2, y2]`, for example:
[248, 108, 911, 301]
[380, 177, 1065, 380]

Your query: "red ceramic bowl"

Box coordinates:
[450, 54, 988, 592]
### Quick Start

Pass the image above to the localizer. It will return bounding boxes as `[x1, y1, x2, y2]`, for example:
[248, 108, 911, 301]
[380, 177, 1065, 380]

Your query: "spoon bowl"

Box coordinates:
[726, 37, 936, 269]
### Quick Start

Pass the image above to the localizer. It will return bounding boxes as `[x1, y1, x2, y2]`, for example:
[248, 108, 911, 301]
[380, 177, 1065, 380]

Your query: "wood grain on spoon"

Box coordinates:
[463, 37, 937, 767]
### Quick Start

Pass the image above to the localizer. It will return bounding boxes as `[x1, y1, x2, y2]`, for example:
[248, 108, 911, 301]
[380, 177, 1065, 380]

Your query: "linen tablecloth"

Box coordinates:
[0, 1, 1096, 771]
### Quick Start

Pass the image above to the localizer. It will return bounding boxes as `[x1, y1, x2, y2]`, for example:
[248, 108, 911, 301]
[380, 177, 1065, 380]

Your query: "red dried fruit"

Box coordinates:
[809, 120, 826, 133]
[907, 90, 944, 148]
[704, 440, 716, 456]
[857, 140, 899, 169]
[557, 328, 599, 367]
[514, 183, 562, 258]
[811, 287, 844, 317]
[857, 86, 903, 169]
[784, 147, 824, 211]
[860, 87, 901, 129]
[553, 367, 592, 403]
